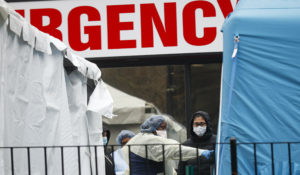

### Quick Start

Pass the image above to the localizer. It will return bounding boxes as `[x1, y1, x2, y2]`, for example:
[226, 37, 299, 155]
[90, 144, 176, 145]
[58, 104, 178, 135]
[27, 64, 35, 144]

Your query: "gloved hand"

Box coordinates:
[201, 150, 214, 159]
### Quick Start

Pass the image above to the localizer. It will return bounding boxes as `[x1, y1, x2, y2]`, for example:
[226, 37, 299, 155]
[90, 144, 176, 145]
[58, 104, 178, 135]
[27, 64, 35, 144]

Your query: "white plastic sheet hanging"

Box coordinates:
[88, 81, 115, 119]
[0, 1, 113, 175]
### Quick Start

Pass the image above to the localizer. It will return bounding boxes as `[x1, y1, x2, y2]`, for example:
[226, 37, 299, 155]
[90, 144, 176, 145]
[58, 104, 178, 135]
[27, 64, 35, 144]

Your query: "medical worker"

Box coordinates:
[112, 130, 136, 175]
[178, 111, 216, 175]
[121, 115, 213, 175]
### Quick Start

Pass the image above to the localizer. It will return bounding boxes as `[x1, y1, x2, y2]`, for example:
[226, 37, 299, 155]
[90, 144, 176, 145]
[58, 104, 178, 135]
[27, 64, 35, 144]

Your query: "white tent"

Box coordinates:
[0, 0, 113, 174]
[102, 83, 187, 145]
[103, 83, 156, 125]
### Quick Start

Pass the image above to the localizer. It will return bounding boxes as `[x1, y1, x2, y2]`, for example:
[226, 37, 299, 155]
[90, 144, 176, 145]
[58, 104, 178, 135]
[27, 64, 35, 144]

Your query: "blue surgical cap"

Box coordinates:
[116, 130, 136, 145]
[141, 115, 166, 133]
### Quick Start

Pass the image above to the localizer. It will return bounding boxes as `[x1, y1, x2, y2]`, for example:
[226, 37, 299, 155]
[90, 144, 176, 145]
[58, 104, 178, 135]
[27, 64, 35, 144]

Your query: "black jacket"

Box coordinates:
[105, 154, 116, 175]
[178, 111, 216, 175]
[103, 127, 116, 175]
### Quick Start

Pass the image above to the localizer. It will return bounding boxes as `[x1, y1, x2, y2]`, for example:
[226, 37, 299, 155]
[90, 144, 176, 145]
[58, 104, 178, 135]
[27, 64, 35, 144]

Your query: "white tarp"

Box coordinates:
[102, 83, 149, 125]
[0, 0, 113, 174]
[102, 84, 187, 145]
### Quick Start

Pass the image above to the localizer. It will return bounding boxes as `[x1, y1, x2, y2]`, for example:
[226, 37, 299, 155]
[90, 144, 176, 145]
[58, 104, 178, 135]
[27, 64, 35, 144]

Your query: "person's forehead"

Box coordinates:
[121, 137, 130, 142]
[160, 121, 167, 126]
[194, 116, 205, 123]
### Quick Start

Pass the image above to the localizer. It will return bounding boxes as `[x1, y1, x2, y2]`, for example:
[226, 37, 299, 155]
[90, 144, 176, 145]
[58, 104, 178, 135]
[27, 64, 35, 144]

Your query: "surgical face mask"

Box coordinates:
[156, 130, 167, 138]
[103, 137, 108, 145]
[193, 126, 207, 137]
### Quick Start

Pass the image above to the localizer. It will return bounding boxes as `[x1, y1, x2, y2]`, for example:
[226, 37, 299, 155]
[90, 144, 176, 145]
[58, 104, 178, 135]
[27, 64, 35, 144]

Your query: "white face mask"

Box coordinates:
[193, 126, 207, 136]
[156, 130, 167, 138]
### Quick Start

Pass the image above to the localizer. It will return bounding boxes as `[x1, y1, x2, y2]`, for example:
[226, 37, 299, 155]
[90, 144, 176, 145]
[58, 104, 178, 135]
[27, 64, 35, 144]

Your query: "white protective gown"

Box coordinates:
[121, 133, 205, 175]
[112, 148, 128, 175]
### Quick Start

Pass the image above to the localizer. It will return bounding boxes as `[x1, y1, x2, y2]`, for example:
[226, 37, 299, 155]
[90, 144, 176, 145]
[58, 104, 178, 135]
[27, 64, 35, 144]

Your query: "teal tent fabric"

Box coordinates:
[217, 0, 300, 174]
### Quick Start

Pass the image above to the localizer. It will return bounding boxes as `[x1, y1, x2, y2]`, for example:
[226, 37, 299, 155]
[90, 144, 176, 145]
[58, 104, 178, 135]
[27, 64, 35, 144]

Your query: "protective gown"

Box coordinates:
[112, 130, 136, 175]
[121, 132, 206, 175]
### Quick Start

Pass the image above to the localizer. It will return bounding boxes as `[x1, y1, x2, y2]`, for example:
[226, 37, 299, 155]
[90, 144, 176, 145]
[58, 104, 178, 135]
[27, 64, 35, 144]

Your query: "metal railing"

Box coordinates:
[229, 138, 300, 175]
[0, 145, 106, 175]
[0, 139, 299, 175]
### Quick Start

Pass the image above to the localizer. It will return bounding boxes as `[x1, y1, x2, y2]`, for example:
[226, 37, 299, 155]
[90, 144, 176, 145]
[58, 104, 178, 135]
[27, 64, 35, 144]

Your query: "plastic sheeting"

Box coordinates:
[0, 0, 114, 174]
[102, 83, 148, 125]
[216, 0, 300, 174]
[101, 83, 187, 144]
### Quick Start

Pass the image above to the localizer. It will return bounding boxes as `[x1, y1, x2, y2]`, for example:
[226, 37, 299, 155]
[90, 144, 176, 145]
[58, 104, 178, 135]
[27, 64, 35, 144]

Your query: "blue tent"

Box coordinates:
[216, 0, 300, 174]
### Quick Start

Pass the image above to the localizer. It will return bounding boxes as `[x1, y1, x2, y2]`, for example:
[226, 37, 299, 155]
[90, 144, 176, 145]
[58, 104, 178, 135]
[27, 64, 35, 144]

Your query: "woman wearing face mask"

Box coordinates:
[121, 115, 213, 175]
[103, 127, 116, 175]
[178, 111, 216, 175]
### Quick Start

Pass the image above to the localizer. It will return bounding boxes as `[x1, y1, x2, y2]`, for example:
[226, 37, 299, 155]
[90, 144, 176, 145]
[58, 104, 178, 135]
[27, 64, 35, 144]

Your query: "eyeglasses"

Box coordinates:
[193, 122, 207, 127]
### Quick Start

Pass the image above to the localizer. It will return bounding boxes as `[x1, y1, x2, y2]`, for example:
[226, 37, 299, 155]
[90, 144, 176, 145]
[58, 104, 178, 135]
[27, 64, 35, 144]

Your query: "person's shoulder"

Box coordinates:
[127, 132, 164, 144]
[146, 133, 179, 144]
[112, 148, 122, 155]
[182, 138, 194, 146]
[210, 134, 217, 142]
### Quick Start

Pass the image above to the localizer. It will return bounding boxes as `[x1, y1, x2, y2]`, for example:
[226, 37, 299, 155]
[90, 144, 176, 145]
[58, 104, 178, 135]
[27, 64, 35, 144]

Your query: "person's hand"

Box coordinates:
[201, 150, 214, 159]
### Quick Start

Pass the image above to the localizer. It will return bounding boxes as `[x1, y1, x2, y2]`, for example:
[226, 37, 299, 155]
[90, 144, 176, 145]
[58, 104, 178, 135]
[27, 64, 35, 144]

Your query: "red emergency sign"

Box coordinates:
[10, 0, 237, 58]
